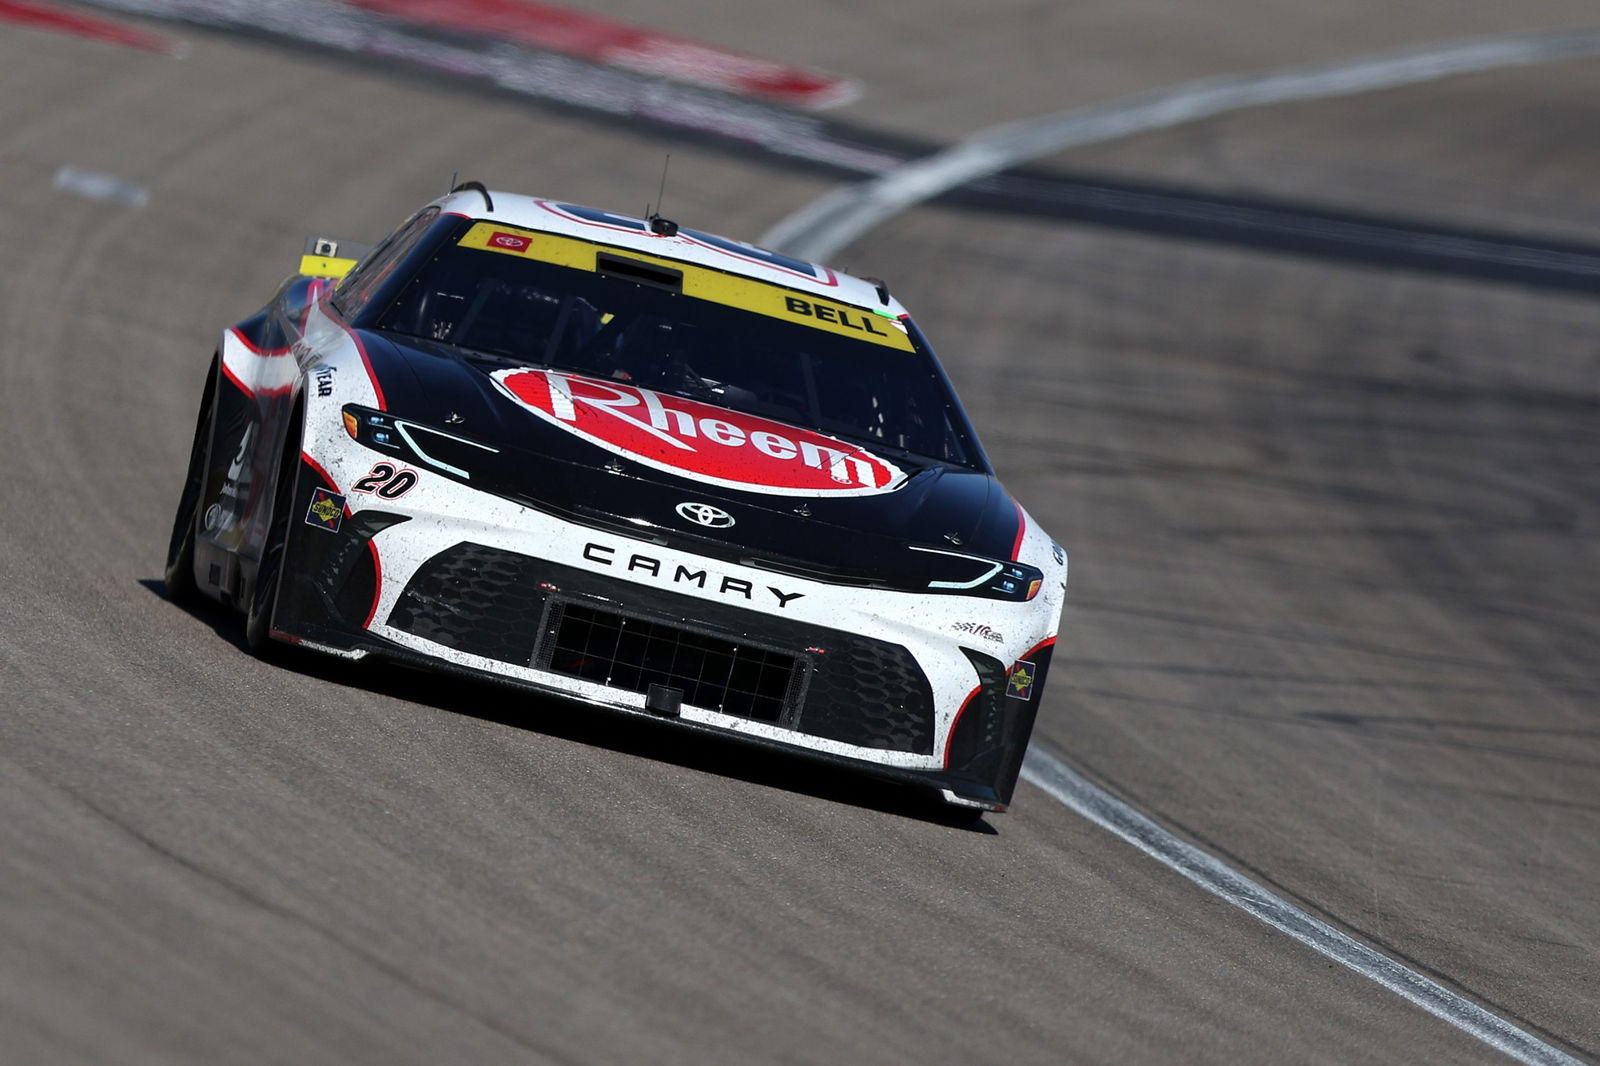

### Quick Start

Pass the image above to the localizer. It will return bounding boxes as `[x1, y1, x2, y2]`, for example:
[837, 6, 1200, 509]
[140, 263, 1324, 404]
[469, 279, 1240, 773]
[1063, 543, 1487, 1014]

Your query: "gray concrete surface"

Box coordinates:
[0, 4, 1595, 1063]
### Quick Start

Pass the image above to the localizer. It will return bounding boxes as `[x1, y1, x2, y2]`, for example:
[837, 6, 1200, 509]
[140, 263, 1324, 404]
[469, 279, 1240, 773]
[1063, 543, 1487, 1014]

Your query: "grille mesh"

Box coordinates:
[545, 603, 798, 722]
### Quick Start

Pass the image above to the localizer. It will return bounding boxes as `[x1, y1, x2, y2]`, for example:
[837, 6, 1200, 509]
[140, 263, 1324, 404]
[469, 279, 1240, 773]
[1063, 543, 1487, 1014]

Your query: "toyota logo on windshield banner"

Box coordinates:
[492, 368, 906, 496]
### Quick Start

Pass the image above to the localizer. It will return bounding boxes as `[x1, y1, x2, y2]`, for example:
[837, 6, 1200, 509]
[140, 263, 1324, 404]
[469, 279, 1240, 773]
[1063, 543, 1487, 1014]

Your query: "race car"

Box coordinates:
[163, 183, 1066, 811]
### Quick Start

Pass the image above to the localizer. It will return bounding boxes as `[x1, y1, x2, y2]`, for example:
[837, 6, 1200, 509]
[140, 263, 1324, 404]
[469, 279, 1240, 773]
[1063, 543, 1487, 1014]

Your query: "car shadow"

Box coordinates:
[141, 578, 998, 833]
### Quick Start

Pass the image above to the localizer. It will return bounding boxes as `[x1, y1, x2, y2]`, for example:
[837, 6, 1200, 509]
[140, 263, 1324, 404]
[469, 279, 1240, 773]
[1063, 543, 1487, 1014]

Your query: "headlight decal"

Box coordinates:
[910, 545, 1043, 601]
[342, 405, 499, 480]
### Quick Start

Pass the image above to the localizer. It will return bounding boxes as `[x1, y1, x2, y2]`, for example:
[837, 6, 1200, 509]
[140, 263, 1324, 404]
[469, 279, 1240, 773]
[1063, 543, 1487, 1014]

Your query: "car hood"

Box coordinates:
[361, 332, 1022, 580]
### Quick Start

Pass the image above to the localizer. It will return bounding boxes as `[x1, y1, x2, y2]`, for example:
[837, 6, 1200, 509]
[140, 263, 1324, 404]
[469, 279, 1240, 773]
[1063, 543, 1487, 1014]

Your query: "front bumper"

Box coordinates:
[274, 453, 1054, 809]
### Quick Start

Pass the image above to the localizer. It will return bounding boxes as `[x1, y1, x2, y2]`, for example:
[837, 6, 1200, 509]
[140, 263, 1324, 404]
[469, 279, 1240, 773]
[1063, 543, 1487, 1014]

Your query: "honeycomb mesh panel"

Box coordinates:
[797, 639, 934, 752]
[388, 542, 548, 664]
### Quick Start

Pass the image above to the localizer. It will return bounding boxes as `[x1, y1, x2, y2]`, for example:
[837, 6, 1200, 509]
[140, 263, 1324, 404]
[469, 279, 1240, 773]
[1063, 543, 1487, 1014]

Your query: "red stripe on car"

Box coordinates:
[1013, 636, 1057, 668]
[346, 324, 385, 410]
[942, 685, 983, 768]
[227, 327, 291, 356]
[362, 540, 384, 629]
[300, 451, 342, 495]
[317, 305, 387, 411]
[220, 359, 253, 400]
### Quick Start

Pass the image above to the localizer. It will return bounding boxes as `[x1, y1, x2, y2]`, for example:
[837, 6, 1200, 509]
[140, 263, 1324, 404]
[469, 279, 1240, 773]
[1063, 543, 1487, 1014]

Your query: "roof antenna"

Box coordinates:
[448, 170, 458, 196]
[647, 154, 678, 236]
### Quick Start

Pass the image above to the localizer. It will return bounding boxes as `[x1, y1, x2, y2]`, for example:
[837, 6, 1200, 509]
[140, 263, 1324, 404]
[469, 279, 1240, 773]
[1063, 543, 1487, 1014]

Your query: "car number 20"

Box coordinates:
[352, 462, 418, 499]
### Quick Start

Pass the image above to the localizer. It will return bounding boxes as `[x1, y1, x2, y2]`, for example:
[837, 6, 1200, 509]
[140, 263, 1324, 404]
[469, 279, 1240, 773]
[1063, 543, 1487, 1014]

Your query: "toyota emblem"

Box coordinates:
[675, 501, 735, 528]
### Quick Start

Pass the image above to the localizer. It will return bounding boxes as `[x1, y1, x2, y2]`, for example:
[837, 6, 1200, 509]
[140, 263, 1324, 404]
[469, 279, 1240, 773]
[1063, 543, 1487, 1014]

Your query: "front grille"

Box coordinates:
[388, 543, 935, 754]
[543, 603, 800, 722]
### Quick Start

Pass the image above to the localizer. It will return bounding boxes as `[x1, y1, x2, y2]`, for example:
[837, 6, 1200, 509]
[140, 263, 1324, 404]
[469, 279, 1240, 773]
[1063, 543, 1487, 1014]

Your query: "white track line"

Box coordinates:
[765, 29, 1600, 1063]
[761, 28, 1600, 261]
[1024, 745, 1587, 1062]
[1021, 749, 1584, 1066]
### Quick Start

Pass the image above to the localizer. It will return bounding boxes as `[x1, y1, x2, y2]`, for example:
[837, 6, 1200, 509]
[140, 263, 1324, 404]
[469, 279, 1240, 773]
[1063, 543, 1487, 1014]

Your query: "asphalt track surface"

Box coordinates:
[1, 4, 1597, 1064]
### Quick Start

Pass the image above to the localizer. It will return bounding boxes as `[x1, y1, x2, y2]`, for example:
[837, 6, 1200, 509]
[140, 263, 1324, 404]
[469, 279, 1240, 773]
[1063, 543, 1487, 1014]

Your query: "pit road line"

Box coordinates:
[1021, 749, 1584, 1066]
[760, 28, 1600, 261]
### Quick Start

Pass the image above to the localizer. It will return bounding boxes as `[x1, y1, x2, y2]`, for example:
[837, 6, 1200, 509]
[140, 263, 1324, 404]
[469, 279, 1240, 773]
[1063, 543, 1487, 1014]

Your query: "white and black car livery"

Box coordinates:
[165, 184, 1067, 812]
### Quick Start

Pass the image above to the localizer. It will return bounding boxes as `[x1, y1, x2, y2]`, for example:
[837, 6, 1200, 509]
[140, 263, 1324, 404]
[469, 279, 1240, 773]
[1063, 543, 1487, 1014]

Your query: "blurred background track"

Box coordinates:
[0, 2, 1596, 1063]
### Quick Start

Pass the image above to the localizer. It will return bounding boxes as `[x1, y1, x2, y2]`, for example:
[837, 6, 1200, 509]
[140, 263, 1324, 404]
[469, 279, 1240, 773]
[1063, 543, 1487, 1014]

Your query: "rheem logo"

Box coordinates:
[492, 368, 906, 497]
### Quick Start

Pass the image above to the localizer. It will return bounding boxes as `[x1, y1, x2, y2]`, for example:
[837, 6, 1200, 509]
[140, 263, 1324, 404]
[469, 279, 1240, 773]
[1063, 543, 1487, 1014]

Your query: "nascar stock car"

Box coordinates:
[163, 183, 1067, 811]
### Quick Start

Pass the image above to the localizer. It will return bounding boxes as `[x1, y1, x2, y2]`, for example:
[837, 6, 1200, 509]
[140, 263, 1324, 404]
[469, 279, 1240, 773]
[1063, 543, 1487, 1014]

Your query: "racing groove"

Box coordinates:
[0, 8, 1596, 1066]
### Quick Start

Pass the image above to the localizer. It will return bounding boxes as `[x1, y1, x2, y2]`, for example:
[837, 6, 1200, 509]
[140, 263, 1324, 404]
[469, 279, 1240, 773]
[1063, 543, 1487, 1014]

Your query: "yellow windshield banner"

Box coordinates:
[457, 222, 912, 351]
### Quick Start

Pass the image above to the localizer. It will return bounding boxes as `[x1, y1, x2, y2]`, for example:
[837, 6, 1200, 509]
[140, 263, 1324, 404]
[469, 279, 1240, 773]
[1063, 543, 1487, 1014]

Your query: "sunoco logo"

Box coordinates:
[492, 368, 906, 497]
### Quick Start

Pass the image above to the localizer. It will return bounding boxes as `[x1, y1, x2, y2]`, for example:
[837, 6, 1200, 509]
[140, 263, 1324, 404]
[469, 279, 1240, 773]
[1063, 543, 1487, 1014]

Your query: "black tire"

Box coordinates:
[245, 408, 303, 654]
[163, 360, 218, 605]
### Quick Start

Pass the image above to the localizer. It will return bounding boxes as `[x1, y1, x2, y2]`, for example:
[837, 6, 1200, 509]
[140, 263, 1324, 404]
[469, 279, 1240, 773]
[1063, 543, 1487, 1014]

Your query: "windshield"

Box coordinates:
[372, 234, 980, 467]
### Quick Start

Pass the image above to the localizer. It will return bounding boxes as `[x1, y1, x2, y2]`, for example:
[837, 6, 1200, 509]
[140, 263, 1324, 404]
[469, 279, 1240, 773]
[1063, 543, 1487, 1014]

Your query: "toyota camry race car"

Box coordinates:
[164, 184, 1067, 811]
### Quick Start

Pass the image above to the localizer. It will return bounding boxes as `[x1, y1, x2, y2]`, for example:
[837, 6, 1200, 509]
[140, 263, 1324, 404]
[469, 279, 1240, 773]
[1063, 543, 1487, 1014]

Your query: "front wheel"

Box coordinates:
[164, 360, 217, 605]
[245, 412, 302, 654]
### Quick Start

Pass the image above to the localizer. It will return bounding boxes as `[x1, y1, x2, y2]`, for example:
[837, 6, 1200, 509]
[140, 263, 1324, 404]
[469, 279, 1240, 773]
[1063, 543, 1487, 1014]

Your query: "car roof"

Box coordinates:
[429, 189, 908, 318]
